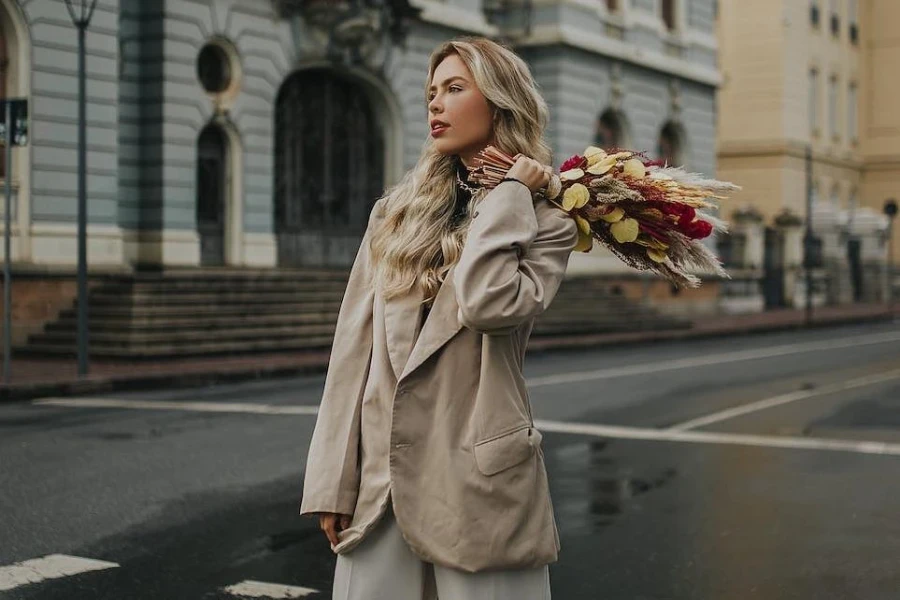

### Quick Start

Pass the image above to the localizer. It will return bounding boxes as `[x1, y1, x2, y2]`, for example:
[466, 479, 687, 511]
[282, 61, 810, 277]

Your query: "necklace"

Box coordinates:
[456, 169, 482, 195]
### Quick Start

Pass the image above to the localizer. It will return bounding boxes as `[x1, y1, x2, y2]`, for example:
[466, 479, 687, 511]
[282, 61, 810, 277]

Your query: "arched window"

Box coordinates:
[657, 121, 685, 167]
[196, 124, 228, 266]
[274, 70, 384, 266]
[661, 0, 677, 31]
[594, 108, 628, 150]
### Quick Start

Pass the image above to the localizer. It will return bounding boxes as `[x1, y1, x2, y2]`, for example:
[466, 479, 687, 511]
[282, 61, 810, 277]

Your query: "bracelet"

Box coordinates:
[500, 177, 531, 192]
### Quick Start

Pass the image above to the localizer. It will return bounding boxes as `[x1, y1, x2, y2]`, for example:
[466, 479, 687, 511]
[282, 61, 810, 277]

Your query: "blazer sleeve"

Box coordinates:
[299, 200, 382, 517]
[453, 180, 579, 335]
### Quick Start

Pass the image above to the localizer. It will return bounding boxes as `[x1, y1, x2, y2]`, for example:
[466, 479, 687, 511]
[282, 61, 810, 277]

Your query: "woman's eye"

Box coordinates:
[428, 86, 462, 101]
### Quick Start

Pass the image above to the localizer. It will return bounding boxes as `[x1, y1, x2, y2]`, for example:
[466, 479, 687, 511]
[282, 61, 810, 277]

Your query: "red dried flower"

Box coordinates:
[561, 154, 587, 172]
[680, 219, 713, 240]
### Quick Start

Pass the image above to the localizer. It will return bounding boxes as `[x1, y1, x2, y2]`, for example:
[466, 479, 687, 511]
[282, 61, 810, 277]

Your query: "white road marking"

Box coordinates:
[534, 419, 900, 457]
[223, 579, 319, 598]
[0, 554, 119, 592]
[669, 369, 900, 431]
[525, 330, 900, 388]
[33, 398, 319, 415]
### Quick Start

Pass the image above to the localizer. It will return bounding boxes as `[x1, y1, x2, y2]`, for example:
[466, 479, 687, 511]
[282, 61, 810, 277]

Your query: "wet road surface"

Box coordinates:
[1, 321, 899, 599]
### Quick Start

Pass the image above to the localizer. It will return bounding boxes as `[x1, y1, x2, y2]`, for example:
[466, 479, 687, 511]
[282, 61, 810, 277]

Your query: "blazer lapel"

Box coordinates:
[382, 280, 425, 381]
[399, 264, 464, 383]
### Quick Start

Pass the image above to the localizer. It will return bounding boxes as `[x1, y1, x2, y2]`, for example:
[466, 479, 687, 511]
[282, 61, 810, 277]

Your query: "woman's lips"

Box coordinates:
[431, 125, 449, 137]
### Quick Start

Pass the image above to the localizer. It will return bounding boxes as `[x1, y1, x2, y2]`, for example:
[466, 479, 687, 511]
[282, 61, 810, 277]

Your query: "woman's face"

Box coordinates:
[427, 54, 495, 167]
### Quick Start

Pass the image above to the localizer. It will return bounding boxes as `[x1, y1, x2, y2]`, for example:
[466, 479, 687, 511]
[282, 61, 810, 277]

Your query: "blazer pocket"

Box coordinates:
[473, 425, 542, 476]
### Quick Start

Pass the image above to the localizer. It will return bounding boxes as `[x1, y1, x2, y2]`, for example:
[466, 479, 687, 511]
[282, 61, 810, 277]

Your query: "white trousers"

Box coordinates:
[332, 502, 552, 600]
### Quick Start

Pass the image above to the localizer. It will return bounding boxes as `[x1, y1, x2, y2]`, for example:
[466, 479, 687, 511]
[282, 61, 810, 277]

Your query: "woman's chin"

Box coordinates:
[432, 140, 457, 155]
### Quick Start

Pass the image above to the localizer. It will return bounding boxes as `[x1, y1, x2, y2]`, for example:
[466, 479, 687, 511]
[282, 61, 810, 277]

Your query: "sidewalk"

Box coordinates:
[2, 302, 897, 402]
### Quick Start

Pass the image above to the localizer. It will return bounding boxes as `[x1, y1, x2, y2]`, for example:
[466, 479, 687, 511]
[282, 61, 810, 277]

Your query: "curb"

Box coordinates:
[526, 311, 897, 353]
[2, 312, 896, 403]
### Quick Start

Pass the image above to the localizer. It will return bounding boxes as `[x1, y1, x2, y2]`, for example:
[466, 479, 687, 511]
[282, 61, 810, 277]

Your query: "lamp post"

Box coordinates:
[64, 0, 99, 377]
[885, 199, 898, 316]
[804, 144, 815, 325]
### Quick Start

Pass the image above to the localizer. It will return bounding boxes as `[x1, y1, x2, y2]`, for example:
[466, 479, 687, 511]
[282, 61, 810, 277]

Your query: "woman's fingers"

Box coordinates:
[506, 155, 553, 192]
[318, 513, 353, 546]
[320, 514, 340, 546]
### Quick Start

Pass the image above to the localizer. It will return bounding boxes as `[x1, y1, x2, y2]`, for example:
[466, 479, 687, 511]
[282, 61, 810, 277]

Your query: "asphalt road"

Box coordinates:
[1, 321, 899, 599]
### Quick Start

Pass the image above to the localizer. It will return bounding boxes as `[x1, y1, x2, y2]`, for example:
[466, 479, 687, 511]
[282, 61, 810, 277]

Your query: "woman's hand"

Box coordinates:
[317, 512, 352, 546]
[506, 154, 553, 194]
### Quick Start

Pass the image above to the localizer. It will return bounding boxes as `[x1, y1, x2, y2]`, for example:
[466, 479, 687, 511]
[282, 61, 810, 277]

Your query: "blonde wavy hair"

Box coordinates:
[369, 36, 552, 304]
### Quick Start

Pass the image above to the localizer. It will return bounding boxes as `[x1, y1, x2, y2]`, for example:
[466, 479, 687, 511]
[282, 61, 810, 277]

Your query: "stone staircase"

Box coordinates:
[534, 276, 690, 336]
[17, 269, 688, 359]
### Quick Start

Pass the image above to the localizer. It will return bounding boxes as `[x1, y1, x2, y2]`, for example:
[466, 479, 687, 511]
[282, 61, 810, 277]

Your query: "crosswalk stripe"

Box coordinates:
[525, 330, 900, 387]
[0, 554, 119, 592]
[534, 419, 900, 457]
[222, 579, 319, 598]
[668, 368, 900, 431]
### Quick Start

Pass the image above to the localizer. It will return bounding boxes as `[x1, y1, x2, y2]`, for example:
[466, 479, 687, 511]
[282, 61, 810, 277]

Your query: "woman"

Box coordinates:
[299, 36, 579, 600]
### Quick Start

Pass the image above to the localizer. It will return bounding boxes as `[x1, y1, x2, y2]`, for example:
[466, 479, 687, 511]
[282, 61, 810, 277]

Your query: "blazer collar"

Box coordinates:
[382, 264, 464, 383]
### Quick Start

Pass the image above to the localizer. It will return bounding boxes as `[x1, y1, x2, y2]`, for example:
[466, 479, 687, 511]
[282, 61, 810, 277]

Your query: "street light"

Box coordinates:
[804, 144, 815, 325]
[885, 199, 898, 315]
[64, 0, 99, 376]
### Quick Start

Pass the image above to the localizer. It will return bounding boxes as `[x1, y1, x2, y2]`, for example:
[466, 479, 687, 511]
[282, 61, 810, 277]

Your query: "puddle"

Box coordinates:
[549, 438, 677, 532]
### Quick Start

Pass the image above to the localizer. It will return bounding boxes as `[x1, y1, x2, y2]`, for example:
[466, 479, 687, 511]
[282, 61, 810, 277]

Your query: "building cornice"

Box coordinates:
[409, 0, 498, 35]
[517, 23, 721, 86]
[717, 140, 865, 170]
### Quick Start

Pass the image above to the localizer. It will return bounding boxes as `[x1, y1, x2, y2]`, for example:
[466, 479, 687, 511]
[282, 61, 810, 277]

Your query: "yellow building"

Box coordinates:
[717, 0, 897, 305]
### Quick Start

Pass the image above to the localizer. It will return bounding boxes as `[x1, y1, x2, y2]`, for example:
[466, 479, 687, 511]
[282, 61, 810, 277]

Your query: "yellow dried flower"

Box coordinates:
[623, 159, 646, 179]
[559, 168, 584, 182]
[574, 214, 591, 235]
[599, 206, 625, 223]
[610, 218, 639, 243]
[647, 248, 667, 263]
[584, 146, 607, 165]
[562, 183, 590, 210]
[586, 162, 614, 176]
[574, 228, 593, 252]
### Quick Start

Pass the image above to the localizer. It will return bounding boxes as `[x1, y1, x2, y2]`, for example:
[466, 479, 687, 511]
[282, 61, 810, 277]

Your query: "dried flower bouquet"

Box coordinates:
[468, 145, 740, 288]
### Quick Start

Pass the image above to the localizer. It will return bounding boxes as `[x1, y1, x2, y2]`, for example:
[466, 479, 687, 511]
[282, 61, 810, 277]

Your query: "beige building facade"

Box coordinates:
[717, 0, 897, 306]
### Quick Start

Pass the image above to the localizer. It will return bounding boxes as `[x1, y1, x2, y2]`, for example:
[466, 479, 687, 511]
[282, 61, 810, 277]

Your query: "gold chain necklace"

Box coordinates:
[456, 169, 482, 195]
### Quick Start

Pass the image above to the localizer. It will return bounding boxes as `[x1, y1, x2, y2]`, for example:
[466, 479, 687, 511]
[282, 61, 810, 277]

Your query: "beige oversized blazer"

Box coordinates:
[299, 179, 579, 573]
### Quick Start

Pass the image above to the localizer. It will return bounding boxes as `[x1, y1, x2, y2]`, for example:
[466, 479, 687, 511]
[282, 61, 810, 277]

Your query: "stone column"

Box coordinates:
[731, 206, 765, 269]
[773, 209, 804, 307]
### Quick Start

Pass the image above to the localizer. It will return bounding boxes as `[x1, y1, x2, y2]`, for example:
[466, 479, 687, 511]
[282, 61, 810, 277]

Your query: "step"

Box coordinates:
[97, 279, 350, 295]
[46, 312, 341, 332]
[82, 290, 347, 306]
[17, 335, 338, 359]
[29, 322, 338, 346]
[59, 301, 343, 319]
[130, 268, 350, 282]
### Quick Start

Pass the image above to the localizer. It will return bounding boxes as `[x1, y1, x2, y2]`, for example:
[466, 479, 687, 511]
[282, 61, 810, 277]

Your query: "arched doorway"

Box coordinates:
[594, 108, 629, 151]
[0, 0, 30, 262]
[274, 69, 385, 267]
[657, 121, 686, 167]
[196, 124, 228, 266]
